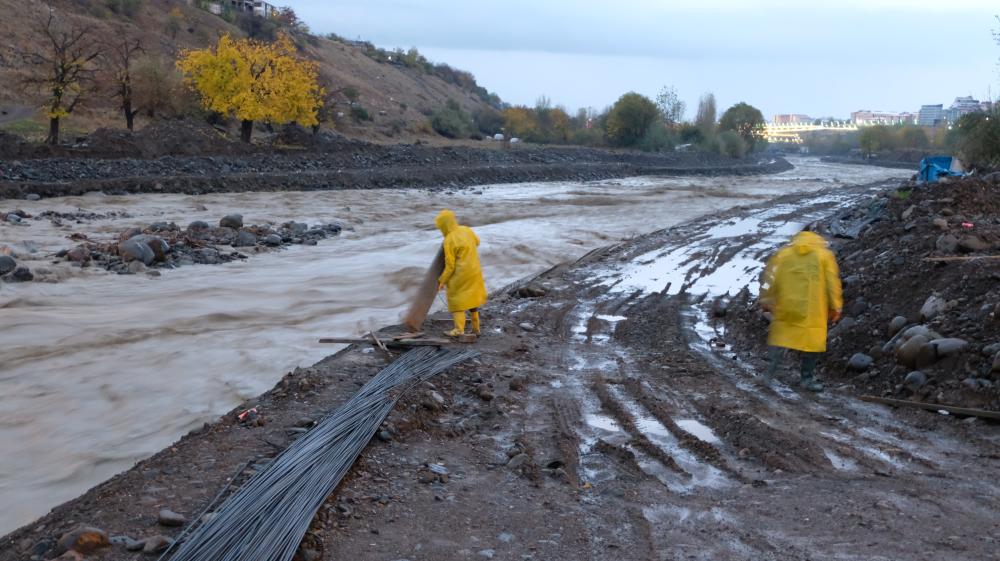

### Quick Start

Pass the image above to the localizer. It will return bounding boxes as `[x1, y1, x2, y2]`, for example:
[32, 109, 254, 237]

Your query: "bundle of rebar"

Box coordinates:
[163, 347, 477, 561]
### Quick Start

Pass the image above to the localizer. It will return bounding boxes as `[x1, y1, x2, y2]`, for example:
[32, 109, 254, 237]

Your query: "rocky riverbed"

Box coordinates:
[1, 209, 343, 280]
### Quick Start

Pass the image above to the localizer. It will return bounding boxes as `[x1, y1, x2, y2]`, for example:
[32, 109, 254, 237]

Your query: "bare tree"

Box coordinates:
[102, 31, 144, 130]
[22, 8, 101, 144]
[695, 92, 717, 137]
[655, 86, 685, 127]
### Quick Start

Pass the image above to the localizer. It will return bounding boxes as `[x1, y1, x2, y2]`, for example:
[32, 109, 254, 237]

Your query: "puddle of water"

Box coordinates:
[585, 413, 621, 433]
[595, 314, 628, 323]
[822, 448, 859, 471]
[676, 420, 721, 444]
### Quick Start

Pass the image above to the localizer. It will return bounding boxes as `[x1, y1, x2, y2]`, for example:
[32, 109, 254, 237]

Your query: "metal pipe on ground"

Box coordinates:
[161, 347, 477, 561]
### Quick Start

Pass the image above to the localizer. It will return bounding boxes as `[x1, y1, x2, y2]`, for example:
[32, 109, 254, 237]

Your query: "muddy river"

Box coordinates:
[0, 158, 905, 534]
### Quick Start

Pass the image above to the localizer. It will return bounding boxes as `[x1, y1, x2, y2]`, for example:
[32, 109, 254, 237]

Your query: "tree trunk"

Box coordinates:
[124, 101, 135, 131]
[47, 117, 60, 145]
[240, 119, 254, 143]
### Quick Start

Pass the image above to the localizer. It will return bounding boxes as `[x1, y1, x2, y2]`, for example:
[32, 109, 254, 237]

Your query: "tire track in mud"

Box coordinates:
[592, 378, 689, 476]
[620, 378, 748, 482]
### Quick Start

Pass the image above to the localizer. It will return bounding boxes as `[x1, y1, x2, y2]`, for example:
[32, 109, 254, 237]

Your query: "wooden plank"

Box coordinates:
[403, 247, 446, 332]
[318, 337, 452, 347]
[923, 255, 1000, 262]
[859, 395, 1000, 420]
[368, 331, 390, 354]
[392, 332, 424, 340]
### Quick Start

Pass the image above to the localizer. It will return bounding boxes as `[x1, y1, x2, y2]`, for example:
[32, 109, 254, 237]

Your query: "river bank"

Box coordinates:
[4, 174, 998, 561]
[0, 139, 792, 200]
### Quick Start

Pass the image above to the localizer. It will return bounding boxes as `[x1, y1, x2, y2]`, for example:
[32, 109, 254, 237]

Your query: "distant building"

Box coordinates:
[226, 0, 276, 18]
[981, 100, 994, 113]
[918, 104, 945, 127]
[772, 114, 812, 124]
[947, 96, 984, 122]
[851, 110, 915, 126]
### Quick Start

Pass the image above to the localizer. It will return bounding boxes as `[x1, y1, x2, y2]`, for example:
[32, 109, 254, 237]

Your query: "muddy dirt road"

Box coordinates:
[0, 159, 906, 534]
[4, 167, 998, 561]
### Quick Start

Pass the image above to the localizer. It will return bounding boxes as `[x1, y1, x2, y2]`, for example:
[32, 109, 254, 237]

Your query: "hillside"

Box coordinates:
[0, 0, 498, 143]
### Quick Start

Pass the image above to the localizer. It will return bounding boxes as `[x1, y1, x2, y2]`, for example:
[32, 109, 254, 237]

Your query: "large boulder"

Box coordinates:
[118, 238, 155, 265]
[919, 295, 947, 322]
[118, 227, 142, 242]
[220, 214, 243, 229]
[0, 254, 15, 276]
[55, 526, 109, 555]
[935, 234, 959, 254]
[66, 246, 91, 264]
[9, 266, 33, 282]
[958, 235, 990, 253]
[234, 230, 257, 247]
[847, 353, 874, 371]
[887, 316, 908, 337]
[131, 235, 169, 261]
[897, 334, 933, 368]
[930, 338, 968, 359]
[903, 371, 927, 392]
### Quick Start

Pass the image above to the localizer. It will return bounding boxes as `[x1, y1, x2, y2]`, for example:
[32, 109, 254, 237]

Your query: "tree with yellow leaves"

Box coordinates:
[502, 106, 537, 140]
[177, 33, 324, 142]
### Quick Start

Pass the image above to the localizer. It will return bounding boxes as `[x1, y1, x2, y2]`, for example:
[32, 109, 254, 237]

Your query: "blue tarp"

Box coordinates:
[918, 156, 965, 183]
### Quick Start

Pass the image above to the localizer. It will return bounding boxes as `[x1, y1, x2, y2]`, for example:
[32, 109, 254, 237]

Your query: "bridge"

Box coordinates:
[765, 122, 859, 144]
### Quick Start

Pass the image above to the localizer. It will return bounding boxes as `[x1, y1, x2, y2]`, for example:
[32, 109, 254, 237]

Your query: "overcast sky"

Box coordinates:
[290, 1, 998, 120]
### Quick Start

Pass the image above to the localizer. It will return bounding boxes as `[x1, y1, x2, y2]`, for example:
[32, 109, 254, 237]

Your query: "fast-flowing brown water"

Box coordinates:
[0, 158, 905, 533]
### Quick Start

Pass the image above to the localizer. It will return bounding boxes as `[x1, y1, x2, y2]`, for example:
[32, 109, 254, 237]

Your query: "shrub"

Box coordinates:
[106, 0, 142, 17]
[342, 85, 360, 103]
[951, 111, 1000, 170]
[638, 124, 676, 152]
[718, 130, 747, 158]
[350, 106, 372, 122]
[431, 99, 474, 138]
[570, 127, 604, 147]
[678, 123, 704, 144]
[606, 92, 659, 147]
[473, 107, 504, 135]
[718, 102, 766, 151]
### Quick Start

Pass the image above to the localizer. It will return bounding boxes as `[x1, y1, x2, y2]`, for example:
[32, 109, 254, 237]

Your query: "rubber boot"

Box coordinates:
[445, 311, 466, 337]
[799, 354, 823, 392]
[764, 346, 782, 384]
[471, 309, 481, 335]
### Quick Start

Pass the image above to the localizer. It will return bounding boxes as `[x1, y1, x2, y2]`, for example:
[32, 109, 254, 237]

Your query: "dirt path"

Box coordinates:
[4, 181, 998, 561]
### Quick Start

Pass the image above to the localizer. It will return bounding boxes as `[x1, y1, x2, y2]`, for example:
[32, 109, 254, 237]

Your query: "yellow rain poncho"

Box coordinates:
[760, 231, 843, 353]
[435, 210, 487, 313]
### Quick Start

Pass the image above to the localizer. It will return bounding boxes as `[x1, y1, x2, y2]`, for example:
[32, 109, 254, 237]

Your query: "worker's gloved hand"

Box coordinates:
[437, 283, 445, 292]
[829, 309, 842, 324]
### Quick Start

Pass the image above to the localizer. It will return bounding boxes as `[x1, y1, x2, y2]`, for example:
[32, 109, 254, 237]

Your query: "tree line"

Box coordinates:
[429, 87, 767, 158]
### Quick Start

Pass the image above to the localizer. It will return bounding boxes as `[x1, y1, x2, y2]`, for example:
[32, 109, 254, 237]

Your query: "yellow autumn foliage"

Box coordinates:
[502, 106, 537, 139]
[177, 33, 324, 134]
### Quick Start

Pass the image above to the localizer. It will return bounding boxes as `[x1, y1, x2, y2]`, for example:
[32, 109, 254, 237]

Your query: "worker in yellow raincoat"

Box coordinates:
[759, 230, 843, 392]
[435, 209, 487, 337]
